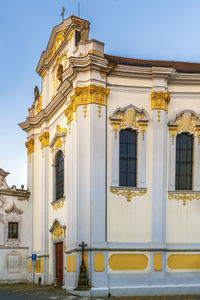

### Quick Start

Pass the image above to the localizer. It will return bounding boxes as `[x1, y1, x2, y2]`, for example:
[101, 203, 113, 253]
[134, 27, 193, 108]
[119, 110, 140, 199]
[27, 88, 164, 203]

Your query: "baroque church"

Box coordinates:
[18, 15, 200, 296]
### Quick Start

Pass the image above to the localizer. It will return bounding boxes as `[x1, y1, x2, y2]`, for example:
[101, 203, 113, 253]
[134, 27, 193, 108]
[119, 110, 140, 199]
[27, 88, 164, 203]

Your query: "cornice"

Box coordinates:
[19, 55, 109, 132]
[0, 189, 30, 199]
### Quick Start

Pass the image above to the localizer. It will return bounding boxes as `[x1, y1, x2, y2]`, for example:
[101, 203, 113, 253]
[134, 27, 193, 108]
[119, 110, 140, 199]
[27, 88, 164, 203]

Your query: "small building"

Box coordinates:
[0, 168, 30, 282]
[19, 15, 200, 296]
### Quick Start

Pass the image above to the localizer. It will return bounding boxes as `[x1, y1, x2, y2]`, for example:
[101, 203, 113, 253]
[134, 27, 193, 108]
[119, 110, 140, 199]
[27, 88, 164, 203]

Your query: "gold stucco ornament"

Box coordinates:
[151, 91, 170, 111]
[52, 198, 65, 211]
[53, 222, 64, 240]
[64, 84, 110, 124]
[25, 138, 34, 155]
[110, 188, 146, 202]
[39, 132, 49, 149]
[168, 192, 200, 206]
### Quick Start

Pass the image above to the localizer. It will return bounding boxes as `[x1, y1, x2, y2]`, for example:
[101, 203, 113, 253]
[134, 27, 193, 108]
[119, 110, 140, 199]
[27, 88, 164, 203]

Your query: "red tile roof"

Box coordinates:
[105, 54, 200, 73]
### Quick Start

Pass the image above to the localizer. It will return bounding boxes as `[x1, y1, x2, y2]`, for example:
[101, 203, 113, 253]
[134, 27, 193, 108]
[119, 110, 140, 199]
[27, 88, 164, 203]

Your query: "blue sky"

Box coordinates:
[1, 0, 200, 187]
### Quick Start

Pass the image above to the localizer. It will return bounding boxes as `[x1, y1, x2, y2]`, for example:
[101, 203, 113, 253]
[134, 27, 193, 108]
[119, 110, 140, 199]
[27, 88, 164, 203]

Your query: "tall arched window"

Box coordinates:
[176, 132, 193, 190]
[119, 129, 137, 187]
[55, 151, 64, 201]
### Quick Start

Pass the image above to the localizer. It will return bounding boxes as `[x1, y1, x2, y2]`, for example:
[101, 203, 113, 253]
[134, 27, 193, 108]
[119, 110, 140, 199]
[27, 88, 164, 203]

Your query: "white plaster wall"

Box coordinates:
[33, 136, 42, 251]
[107, 89, 153, 243]
[0, 249, 28, 281]
[166, 96, 200, 243]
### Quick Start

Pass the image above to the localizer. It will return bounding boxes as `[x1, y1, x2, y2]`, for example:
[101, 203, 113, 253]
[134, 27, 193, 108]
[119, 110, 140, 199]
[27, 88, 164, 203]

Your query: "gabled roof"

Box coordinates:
[36, 15, 90, 74]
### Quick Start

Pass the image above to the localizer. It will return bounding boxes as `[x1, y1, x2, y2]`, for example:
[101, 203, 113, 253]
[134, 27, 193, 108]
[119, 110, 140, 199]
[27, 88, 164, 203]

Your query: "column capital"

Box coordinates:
[39, 131, 49, 149]
[25, 138, 34, 155]
[151, 91, 170, 111]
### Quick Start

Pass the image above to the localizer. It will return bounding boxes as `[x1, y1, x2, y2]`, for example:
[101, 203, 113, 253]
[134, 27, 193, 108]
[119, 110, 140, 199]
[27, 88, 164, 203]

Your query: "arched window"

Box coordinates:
[119, 129, 137, 187]
[55, 151, 64, 201]
[176, 133, 193, 190]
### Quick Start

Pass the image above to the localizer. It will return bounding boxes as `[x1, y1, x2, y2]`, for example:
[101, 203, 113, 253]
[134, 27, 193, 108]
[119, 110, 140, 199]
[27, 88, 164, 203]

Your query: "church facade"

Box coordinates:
[0, 168, 30, 282]
[19, 15, 200, 296]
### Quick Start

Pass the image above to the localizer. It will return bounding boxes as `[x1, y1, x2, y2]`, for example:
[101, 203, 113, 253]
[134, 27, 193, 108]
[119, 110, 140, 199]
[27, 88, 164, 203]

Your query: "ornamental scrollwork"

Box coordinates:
[151, 91, 170, 111]
[49, 30, 66, 58]
[110, 105, 149, 140]
[25, 138, 34, 155]
[36, 96, 42, 114]
[64, 85, 110, 124]
[52, 198, 65, 211]
[39, 132, 49, 149]
[110, 188, 147, 202]
[50, 125, 67, 153]
[53, 222, 64, 240]
[168, 111, 200, 144]
[168, 192, 200, 206]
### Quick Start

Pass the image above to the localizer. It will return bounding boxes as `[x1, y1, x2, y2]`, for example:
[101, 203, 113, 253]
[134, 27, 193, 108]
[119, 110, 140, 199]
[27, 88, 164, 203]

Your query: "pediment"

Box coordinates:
[50, 125, 67, 153]
[49, 217, 66, 233]
[37, 15, 90, 75]
[168, 110, 200, 135]
[4, 202, 23, 215]
[110, 105, 150, 131]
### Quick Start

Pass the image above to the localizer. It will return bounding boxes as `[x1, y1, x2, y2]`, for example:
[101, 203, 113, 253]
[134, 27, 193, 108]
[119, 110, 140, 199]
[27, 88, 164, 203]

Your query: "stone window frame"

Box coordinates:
[4, 202, 23, 247]
[109, 104, 150, 189]
[168, 110, 200, 192]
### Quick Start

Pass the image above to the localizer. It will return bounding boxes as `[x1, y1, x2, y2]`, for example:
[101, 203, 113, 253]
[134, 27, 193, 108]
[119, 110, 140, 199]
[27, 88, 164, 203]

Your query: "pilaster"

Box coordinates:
[151, 91, 170, 247]
[25, 138, 34, 255]
[39, 131, 49, 283]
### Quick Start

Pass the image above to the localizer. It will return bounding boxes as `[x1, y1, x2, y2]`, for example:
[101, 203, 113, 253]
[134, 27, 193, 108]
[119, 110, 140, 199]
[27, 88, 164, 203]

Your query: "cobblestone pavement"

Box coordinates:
[1, 284, 200, 300]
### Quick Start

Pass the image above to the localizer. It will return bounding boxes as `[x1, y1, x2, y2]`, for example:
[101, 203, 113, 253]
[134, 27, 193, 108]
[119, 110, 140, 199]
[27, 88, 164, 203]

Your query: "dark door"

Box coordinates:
[56, 242, 63, 284]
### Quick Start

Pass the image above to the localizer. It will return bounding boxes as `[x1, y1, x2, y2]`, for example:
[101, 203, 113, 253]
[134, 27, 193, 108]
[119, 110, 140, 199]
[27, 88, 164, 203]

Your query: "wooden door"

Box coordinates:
[56, 242, 63, 284]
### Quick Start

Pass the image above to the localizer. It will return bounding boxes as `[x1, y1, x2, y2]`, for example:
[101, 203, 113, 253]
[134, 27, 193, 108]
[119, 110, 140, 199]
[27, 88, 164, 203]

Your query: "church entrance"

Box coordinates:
[55, 242, 63, 284]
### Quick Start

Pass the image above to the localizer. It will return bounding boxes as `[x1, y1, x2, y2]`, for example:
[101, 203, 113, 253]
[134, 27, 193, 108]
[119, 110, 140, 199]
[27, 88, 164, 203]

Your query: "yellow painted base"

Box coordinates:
[109, 254, 148, 270]
[94, 253, 105, 272]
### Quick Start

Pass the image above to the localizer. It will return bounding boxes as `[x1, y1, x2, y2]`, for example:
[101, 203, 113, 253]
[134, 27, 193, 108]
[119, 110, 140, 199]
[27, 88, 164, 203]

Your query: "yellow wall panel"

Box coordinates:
[40, 258, 44, 273]
[153, 253, 162, 271]
[109, 254, 148, 270]
[168, 254, 200, 270]
[72, 254, 76, 272]
[67, 256, 71, 272]
[28, 259, 31, 273]
[35, 259, 41, 273]
[94, 253, 105, 272]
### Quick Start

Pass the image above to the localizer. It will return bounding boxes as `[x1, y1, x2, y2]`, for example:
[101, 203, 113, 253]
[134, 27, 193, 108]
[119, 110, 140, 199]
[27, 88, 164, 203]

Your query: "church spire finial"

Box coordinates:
[61, 7, 66, 22]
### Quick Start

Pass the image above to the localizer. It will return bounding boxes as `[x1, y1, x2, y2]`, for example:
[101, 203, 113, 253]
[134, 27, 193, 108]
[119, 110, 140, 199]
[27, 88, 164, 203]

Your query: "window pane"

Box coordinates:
[120, 159, 127, 172]
[176, 133, 193, 190]
[119, 130, 137, 187]
[127, 173, 134, 186]
[120, 173, 126, 186]
[120, 131, 128, 143]
[120, 144, 127, 158]
[128, 144, 134, 158]
[56, 151, 64, 200]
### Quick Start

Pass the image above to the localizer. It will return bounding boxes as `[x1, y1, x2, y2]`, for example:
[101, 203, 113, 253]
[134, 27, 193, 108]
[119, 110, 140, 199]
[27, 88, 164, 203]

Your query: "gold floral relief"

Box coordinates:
[64, 85, 109, 124]
[169, 112, 200, 142]
[110, 188, 147, 202]
[39, 132, 49, 149]
[174, 114, 197, 135]
[169, 192, 200, 206]
[110, 107, 149, 140]
[25, 138, 34, 155]
[36, 96, 42, 114]
[49, 30, 66, 58]
[52, 198, 65, 211]
[53, 222, 64, 240]
[151, 91, 170, 111]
